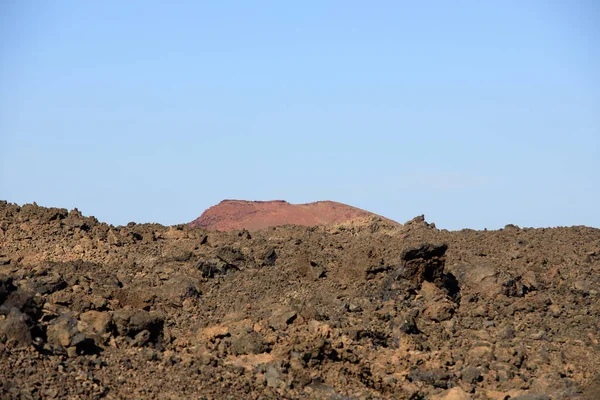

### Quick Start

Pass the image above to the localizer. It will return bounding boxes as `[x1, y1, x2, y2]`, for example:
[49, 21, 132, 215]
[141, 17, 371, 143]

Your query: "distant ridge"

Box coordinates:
[188, 200, 399, 231]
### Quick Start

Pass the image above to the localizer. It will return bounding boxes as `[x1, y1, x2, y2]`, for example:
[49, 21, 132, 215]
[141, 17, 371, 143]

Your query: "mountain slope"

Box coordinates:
[188, 199, 399, 231]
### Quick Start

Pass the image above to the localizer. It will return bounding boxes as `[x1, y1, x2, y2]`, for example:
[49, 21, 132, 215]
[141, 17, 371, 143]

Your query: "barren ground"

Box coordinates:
[1, 201, 599, 399]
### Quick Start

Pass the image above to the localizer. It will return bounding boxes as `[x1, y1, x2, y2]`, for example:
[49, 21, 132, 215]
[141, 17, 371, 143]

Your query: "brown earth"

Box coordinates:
[1, 200, 600, 399]
[188, 200, 400, 231]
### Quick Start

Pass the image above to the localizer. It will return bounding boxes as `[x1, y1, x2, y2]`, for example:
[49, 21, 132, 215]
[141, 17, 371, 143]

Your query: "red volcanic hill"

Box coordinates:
[188, 200, 399, 231]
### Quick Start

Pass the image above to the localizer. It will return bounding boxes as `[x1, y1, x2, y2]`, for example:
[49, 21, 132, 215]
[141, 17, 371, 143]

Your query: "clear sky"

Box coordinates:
[1, 1, 599, 230]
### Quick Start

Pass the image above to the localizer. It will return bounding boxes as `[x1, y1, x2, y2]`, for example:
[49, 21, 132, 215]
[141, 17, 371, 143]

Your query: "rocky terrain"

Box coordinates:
[1, 200, 599, 399]
[189, 200, 399, 231]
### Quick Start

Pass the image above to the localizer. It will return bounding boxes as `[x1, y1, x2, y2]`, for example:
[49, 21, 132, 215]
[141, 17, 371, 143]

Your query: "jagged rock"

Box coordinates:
[196, 259, 238, 278]
[397, 243, 448, 288]
[268, 307, 297, 331]
[132, 330, 151, 346]
[404, 215, 436, 229]
[47, 314, 85, 348]
[262, 248, 277, 266]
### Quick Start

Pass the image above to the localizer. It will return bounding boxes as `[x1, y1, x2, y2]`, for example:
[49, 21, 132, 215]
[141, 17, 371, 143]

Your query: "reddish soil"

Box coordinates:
[189, 200, 400, 231]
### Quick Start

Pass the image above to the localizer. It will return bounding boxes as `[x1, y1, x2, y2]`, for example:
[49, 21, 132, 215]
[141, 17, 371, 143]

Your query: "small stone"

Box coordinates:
[548, 304, 561, 318]
[268, 308, 297, 331]
[499, 370, 513, 384]
[462, 366, 482, 384]
[484, 320, 495, 328]
[573, 280, 593, 294]
[467, 346, 494, 366]
[265, 364, 286, 389]
[431, 387, 470, 400]
[511, 394, 550, 400]
[132, 330, 151, 347]
[497, 325, 515, 340]
[530, 331, 546, 340]
[345, 303, 362, 313]
[199, 325, 230, 342]
[66, 346, 79, 357]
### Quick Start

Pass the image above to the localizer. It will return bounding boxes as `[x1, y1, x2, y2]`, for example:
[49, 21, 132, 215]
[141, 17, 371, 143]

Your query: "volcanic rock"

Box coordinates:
[0, 200, 599, 399]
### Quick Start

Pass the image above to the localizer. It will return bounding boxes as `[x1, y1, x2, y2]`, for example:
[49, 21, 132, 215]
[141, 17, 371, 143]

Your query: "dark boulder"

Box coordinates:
[0, 310, 33, 346]
[113, 308, 164, 343]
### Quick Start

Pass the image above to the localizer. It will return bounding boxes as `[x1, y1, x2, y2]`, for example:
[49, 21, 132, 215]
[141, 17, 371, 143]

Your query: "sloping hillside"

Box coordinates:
[189, 200, 400, 231]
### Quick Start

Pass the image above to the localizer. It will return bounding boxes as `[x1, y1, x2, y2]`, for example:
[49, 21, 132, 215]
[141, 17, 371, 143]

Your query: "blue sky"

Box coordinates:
[1, 1, 599, 229]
